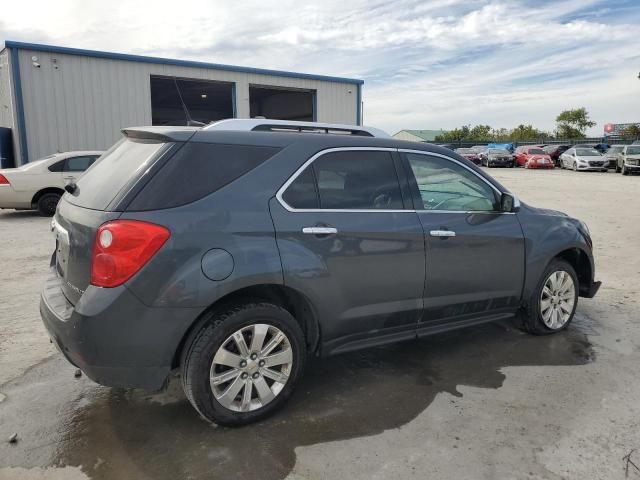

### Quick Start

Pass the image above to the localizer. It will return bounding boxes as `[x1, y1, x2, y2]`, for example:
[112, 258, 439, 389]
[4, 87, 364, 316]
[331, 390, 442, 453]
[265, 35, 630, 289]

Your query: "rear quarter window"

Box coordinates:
[126, 142, 281, 211]
[67, 138, 167, 210]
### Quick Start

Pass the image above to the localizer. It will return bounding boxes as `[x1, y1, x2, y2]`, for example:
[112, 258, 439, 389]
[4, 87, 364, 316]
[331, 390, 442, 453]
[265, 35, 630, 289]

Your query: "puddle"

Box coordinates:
[1, 316, 594, 480]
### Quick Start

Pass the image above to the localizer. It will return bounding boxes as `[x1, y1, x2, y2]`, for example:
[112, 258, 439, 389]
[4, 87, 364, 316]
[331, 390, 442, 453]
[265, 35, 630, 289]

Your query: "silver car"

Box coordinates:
[559, 147, 608, 172]
[613, 145, 640, 175]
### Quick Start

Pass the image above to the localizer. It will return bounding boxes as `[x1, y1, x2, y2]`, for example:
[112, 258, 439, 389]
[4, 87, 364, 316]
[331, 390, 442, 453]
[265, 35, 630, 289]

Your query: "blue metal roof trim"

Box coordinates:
[4, 40, 365, 85]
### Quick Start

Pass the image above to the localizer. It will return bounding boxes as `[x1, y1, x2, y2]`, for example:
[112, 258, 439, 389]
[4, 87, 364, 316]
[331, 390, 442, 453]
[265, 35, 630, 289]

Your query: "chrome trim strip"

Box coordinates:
[275, 147, 408, 213]
[275, 146, 517, 215]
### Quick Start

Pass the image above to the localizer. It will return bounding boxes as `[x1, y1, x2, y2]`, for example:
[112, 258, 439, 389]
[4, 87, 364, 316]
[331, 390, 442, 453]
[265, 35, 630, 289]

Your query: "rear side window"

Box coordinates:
[282, 150, 404, 210]
[48, 159, 65, 172]
[127, 142, 281, 211]
[64, 156, 95, 172]
[68, 138, 167, 210]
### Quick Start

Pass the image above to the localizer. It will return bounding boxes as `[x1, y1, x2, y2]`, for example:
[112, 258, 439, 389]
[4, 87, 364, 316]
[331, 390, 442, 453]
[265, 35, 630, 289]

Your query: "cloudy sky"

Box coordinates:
[1, 0, 639, 135]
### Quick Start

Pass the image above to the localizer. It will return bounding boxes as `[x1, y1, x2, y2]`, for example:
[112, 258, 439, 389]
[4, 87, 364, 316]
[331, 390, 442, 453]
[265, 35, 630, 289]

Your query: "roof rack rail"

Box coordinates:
[202, 119, 390, 138]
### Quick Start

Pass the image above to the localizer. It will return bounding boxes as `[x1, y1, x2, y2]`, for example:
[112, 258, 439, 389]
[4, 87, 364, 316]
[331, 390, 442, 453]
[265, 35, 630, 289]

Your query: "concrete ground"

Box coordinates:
[0, 168, 639, 480]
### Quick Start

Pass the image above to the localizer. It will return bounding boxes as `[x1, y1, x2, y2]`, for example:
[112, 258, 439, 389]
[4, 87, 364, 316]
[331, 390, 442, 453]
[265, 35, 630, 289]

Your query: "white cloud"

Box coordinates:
[1, 0, 639, 135]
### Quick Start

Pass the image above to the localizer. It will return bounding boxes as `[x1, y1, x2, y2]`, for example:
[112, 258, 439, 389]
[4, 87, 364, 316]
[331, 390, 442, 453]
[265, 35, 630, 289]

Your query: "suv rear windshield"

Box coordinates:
[66, 138, 167, 210]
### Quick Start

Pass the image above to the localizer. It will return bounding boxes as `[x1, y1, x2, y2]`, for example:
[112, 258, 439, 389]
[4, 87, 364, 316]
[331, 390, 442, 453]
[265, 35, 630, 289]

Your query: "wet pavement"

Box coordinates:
[0, 317, 594, 480]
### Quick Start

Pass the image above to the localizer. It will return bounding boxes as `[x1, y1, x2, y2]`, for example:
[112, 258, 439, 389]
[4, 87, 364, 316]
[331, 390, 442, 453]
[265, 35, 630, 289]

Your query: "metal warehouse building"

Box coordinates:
[0, 41, 364, 167]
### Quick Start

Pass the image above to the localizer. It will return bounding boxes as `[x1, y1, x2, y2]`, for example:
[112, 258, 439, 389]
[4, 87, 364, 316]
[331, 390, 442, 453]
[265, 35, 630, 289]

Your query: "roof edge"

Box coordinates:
[3, 40, 365, 85]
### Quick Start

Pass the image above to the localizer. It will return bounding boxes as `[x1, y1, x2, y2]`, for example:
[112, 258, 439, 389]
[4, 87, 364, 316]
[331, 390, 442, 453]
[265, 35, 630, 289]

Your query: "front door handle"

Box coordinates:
[429, 229, 456, 238]
[302, 227, 338, 235]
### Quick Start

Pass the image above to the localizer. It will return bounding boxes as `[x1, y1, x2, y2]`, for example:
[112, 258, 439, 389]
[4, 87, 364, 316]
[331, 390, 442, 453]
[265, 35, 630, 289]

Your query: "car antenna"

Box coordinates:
[173, 78, 206, 127]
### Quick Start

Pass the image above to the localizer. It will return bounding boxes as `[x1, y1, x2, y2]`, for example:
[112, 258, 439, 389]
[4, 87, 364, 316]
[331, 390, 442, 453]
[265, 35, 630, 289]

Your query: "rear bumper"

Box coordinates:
[0, 186, 32, 209]
[40, 267, 200, 391]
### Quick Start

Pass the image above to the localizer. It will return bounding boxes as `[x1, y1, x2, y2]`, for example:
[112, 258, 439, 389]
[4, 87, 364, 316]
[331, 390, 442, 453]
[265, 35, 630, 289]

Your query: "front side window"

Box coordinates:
[405, 153, 497, 212]
[282, 150, 403, 210]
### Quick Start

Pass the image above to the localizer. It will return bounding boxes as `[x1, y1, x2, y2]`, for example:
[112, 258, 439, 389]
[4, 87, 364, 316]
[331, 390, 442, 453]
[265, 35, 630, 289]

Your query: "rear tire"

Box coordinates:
[520, 259, 578, 335]
[36, 192, 61, 217]
[181, 302, 306, 426]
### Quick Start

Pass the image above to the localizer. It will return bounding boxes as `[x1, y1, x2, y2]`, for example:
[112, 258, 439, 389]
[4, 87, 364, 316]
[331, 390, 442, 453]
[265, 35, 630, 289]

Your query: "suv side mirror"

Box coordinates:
[501, 192, 520, 213]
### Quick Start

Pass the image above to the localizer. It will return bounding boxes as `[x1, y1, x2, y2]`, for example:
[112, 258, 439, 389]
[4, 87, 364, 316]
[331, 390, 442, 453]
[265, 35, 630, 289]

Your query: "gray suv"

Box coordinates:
[40, 120, 601, 426]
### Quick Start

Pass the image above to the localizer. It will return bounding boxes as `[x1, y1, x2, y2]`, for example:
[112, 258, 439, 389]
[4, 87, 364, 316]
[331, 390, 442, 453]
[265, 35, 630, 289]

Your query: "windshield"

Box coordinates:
[627, 147, 640, 155]
[456, 148, 472, 154]
[575, 148, 600, 156]
[528, 148, 546, 155]
[488, 149, 509, 155]
[67, 138, 167, 210]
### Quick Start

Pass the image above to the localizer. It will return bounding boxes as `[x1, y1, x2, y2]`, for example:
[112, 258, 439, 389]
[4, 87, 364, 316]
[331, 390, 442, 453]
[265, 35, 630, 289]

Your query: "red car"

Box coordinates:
[514, 146, 555, 169]
[454, 147, 481, 165]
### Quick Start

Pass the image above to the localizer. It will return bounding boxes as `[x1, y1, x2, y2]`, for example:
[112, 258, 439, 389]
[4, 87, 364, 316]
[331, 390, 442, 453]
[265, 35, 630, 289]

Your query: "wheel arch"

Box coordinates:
[31, 187, 65, 207]
[553, 247, 593, 297]
[172, 284, 320, 369]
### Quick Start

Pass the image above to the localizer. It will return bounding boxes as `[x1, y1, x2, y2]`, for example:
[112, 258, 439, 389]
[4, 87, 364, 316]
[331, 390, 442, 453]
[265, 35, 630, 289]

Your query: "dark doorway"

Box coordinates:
[249, 85, 315, 121]
[150, 76, 234, 126]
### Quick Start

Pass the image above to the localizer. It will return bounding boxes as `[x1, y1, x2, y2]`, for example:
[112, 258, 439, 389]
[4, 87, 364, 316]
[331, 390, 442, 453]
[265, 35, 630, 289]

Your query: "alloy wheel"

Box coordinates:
[210, 323, 293, 412]
[539, 270, 576, 330]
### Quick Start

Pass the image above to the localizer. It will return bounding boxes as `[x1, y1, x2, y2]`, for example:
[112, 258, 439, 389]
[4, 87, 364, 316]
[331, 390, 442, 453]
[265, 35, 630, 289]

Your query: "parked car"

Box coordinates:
[543, 145, 571, 166]
[479, 148, 513, 167]
[40, 119, 600, 426]
[0, 151, 103, 216]
[613, 145, 640, 175]
[486, 143, 514, 153]
[559, 147, 608, 172]
[604, 145, 625, 170]
[454, 147, 481, 165]
[514, 146, 554, 169]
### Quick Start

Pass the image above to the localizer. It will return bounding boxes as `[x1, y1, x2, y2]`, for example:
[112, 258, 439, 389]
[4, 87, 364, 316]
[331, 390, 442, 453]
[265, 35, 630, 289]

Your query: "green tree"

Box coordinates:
[555, 108, 596, 139]
[620, 124, 640, 139]
[469, 124, 492, 141]
[509, 124, 552, 141]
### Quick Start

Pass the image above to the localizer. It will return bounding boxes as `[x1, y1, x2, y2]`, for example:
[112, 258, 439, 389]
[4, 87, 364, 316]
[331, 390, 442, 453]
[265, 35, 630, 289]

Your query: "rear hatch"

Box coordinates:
[53, 131, 187, 305]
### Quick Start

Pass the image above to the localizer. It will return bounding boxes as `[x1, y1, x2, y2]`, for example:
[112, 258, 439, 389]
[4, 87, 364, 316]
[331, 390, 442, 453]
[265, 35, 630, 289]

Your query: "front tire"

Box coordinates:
[520, 260, 578, 335]
[36, 192, 61, 216]
[181, 302, 306, 426]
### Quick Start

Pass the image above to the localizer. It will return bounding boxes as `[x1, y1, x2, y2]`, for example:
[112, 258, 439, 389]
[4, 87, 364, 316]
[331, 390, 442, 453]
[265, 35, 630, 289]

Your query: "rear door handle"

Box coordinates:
[302, 227, 338, 235]
[429, 229, 456, 238]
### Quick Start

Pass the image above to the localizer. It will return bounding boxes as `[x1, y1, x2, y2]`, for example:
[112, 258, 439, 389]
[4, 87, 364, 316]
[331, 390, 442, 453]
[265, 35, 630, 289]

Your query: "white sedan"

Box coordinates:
[559, 147, 609, 172]
[0, 151, 103, 216]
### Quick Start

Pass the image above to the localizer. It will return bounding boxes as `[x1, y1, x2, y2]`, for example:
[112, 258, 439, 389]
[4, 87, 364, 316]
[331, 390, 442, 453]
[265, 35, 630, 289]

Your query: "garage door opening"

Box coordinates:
[249, 86, 315, 121]
[150, 76, 234, 126]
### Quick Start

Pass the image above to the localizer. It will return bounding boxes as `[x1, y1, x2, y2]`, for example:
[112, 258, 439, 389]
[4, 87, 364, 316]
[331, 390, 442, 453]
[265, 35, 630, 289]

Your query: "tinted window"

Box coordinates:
[282, 150, 403, 210]
[128, 142, 281, 211]
[282, 167, 318, 209]
[68, 138, 167, 210]
[405, 153, 497, 211]
[48, 159, 65, 172]
[64, 156, 94, 172]
[527, 148, 546, 154]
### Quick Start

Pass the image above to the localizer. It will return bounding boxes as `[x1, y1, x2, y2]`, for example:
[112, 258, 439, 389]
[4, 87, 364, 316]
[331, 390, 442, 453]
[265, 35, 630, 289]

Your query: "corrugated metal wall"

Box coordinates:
[15, 48, 359, 162]
[0, 50, 14, 130]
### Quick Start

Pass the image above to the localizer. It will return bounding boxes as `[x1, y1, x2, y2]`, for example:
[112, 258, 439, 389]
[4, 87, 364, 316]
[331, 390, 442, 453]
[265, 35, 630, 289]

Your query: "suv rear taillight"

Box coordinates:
[91, 220, 170, 288]
[0, 174, 10, 185]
